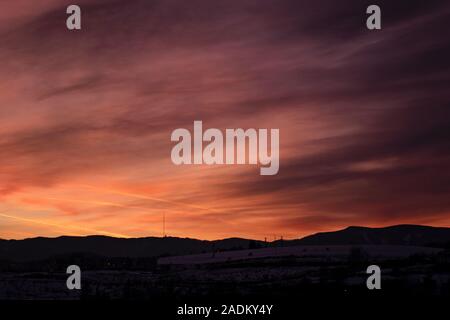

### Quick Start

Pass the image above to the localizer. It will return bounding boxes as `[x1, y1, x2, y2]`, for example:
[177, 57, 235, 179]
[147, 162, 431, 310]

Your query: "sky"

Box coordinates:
[0, 0, 449, 240]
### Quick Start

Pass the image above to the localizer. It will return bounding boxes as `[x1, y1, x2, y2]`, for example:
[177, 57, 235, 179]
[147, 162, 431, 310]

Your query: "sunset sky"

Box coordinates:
[0, 0, 449, 240]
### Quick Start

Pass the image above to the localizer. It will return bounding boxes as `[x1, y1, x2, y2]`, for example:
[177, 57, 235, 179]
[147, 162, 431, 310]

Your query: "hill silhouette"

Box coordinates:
[0, 236, 262, 261]
[1, 225, 449, 262]
[292, 224, 450, 247]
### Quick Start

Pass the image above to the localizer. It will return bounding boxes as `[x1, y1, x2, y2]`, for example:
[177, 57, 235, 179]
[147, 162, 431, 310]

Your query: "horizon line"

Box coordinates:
[1, 223, 448, 242]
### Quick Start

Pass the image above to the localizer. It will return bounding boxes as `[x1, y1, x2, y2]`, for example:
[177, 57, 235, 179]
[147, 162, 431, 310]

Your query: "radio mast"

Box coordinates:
[163, 212, 166, 237]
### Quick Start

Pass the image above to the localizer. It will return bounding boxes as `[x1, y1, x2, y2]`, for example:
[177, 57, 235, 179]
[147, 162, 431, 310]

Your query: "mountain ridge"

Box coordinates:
[1, 224, 449, 262]
[294, 224, 450, 246]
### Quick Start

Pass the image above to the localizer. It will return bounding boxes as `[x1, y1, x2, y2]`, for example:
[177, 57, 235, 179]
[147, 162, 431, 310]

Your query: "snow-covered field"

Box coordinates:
[157, 245, 443, 265]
